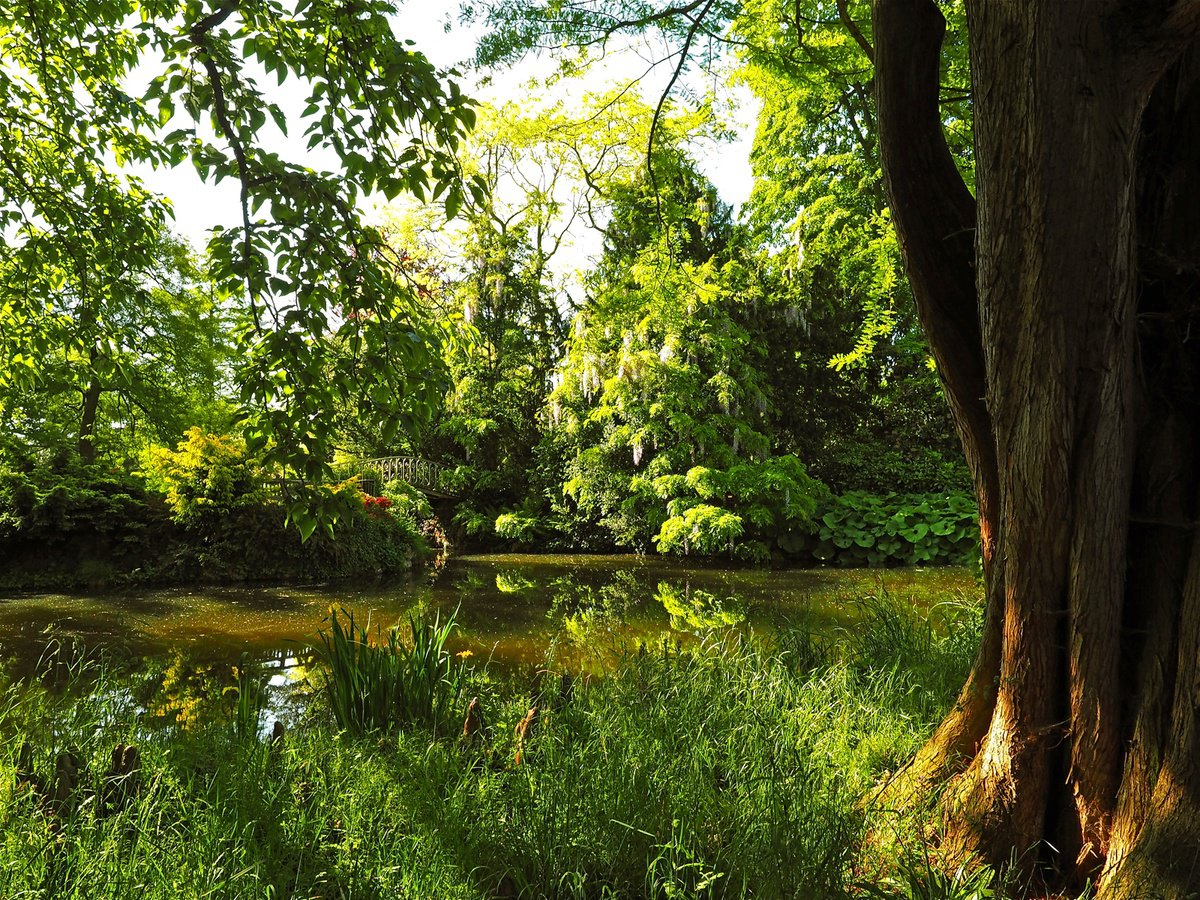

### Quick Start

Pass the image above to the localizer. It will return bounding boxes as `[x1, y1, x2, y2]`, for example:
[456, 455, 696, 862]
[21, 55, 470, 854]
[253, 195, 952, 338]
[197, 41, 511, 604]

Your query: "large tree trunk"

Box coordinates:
[871, 0, 1200, 895]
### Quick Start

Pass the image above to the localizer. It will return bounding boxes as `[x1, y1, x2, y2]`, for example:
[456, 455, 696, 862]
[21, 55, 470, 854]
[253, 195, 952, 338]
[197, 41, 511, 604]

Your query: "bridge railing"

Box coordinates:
[259, 457, 454, 500]
[356, 456, 452, 498]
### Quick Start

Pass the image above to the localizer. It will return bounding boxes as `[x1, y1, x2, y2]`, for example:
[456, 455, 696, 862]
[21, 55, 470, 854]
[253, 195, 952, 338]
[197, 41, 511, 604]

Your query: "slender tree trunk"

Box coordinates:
[78, 374, 102, 466]
[871, 0, 1200, 894]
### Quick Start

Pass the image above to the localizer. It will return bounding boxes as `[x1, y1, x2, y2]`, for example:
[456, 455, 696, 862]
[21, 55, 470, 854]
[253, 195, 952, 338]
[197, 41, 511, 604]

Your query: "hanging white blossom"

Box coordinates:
[632, 441, 644, 467]
[732, 431, 740, 455]
[659, 344, 674, 362]
[463, 295, 476, 324]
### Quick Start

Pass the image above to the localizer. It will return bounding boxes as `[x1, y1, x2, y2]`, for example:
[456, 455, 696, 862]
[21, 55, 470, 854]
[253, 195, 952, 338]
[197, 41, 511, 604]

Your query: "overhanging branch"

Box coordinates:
[837, 0, 874, 62]
[646, 0, 716, 234]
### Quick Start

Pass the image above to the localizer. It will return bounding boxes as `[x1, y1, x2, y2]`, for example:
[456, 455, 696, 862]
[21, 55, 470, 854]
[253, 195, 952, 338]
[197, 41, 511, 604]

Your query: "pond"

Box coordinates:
[0, 554, 976, 729]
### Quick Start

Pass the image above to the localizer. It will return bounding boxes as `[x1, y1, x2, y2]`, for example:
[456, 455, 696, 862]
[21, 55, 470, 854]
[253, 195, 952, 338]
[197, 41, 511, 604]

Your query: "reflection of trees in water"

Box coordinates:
[654, 581, 747, 633]
[136, 650, 239, 729]
[452, 569, 489, 593]
[461, 567, 753, 665]
[494, 572, 536, 594]
[542, 571, 750, 672]
[546, 569, 644, 624]
[134, 648, 309, 731]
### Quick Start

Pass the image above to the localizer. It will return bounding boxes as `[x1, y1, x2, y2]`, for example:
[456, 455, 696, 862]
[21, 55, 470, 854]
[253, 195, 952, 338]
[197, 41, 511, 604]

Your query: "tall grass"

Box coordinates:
[232, 653, 265, 740]
[313, 606, 464, 735]
[0, 591, 987, 899]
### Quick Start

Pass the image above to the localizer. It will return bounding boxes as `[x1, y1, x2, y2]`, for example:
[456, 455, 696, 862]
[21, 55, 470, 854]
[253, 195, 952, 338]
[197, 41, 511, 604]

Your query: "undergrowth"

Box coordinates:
[0, 592, 989, 899]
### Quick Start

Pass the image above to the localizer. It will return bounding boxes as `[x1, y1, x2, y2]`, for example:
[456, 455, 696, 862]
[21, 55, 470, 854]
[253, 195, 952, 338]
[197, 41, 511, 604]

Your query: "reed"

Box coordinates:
[314, 606, 464, 735]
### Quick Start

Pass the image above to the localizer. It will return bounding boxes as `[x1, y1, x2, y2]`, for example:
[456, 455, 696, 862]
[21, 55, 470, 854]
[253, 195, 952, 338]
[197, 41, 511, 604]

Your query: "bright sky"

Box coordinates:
[132, 2, 758, 273]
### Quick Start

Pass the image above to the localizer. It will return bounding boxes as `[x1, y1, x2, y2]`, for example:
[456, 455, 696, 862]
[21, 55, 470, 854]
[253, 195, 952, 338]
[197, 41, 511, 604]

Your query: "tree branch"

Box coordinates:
[599, 0, 709, 40]
[837, 0, 874, 62]
[188, 0, 259, 330]
[1120, 0, 1200, 97]
[871, 0, 997, 525]
[646, 0, 716, 230]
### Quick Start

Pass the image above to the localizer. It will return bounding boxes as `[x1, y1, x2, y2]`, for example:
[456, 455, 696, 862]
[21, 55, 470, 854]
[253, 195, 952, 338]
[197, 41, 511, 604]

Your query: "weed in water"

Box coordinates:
[314, 606, 464, 736]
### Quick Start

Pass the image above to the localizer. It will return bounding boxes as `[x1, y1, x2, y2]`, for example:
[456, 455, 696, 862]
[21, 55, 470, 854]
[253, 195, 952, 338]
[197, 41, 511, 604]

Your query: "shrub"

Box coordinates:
[162, 486, 427, 583]
[0, 441, 428, 587]
[494, 510, 540, 542]
[140, 428, 261, 527]
[646, 457, 824, 560]
[0, 459, 164, 586]
[380, 478, 433, 524]
[780, 491, 979, 567]
[655, 503, 745, 556]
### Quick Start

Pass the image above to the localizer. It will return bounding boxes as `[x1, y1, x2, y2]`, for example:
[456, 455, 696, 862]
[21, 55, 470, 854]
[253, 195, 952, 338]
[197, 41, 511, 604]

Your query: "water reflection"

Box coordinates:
[0, 555, 975, 725]
[655, 582, 747, 632]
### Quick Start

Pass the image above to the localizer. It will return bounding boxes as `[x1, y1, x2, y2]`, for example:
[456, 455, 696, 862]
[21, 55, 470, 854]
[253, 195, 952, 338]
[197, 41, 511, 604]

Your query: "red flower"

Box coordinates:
[360, 494, 393, 515]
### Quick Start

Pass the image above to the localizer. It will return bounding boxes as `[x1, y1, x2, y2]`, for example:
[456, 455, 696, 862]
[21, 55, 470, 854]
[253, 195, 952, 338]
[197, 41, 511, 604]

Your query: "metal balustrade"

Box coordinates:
[356, 456, 453, 498]
[262, 456, 455, 500]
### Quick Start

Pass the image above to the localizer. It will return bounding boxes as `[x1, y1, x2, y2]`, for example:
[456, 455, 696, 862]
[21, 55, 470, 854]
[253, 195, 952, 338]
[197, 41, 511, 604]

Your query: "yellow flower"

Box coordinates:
[456, 650, 474, 660]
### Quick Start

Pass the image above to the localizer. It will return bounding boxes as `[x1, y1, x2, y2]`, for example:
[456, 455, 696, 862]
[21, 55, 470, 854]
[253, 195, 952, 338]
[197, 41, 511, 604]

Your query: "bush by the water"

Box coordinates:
[781, 491, 979, 567]
[0, 594, 999, 899]
[0, 454, 167, 587]
[0, 432, 427, 588]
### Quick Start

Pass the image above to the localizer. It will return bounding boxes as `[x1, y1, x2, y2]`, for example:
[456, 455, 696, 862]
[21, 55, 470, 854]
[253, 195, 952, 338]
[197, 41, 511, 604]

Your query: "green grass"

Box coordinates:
[0, 591, 990, 899]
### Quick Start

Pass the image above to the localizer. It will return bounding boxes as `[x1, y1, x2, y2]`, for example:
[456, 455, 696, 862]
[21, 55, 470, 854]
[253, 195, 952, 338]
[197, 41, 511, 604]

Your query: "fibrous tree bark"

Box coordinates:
[871, 0, 1200, 895]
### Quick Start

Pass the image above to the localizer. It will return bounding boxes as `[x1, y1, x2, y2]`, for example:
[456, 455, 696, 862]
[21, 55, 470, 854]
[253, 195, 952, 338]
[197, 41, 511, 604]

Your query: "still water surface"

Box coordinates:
[0, 555, 974, 727]
[0, 555, 974, 672]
